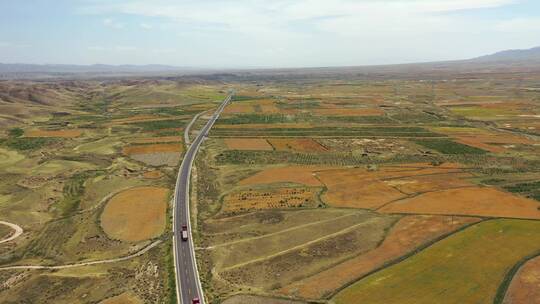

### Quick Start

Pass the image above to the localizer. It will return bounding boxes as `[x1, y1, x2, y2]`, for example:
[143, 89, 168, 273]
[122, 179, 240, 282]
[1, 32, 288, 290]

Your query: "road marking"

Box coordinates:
[172, 92, 233, 304]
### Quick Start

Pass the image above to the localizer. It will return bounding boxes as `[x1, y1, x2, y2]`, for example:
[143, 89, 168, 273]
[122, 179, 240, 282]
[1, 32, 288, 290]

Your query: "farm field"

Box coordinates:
[0, 66, 539, 304]
[194, 73, 540, 304]
[332, 219, 540, 304]
[503, 255, 540, 304]
[0, 79, 227, 303]
[100, 186, 169, 242]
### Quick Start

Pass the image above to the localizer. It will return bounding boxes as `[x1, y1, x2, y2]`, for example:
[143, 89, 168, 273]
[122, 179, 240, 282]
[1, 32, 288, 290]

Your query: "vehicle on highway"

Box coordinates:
[181, 225, 188, 242]
[192, 297, 200, 304]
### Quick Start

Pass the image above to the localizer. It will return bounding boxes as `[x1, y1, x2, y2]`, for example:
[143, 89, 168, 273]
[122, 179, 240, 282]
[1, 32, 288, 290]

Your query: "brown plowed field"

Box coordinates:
[224, 138, 273, 151]
[503, 255, 540, 304]
[25, 129, 82, 138]
[128, 136, 182, 144]
[279, 215, 481, 299]
[380, 187, 540, 219]
[240, 163, 471, 210]
[221, 187, 320, 214]
[143, 170, 163, 179]
[223, 104, 254, 114]
[100, 186, 169, 242]
[268, 138, 328, 152]
[384, 172, 473, 194]
[239, 166, 335, 187]
[315, 165, 465, 209]
[122, 143, 183, 155]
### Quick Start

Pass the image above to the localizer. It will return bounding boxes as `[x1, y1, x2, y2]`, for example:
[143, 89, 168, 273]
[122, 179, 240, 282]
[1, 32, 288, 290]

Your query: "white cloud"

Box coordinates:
[74, 0, 536, 67]
[87, 45, 137, 52]
[103, 18, 124, 29]
[495, 18, 540, 32]
[0, 41, 31, 48]
[140, 23, 153, 29]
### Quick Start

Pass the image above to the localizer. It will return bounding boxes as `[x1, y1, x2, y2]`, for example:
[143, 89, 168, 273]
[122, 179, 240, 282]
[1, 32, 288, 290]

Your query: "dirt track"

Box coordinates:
[0, 221, 23, 244]
[0, 240, 161, 270]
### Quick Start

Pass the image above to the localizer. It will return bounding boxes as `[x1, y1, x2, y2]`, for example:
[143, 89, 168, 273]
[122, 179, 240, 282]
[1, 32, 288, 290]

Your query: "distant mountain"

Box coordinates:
[0, 63, 195, 73]
[471, 46, 540, 62]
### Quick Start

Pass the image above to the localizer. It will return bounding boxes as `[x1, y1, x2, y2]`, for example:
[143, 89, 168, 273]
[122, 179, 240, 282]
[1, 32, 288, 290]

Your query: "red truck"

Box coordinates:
[181, 225, 188, 242]
[192, 298, 200, 304]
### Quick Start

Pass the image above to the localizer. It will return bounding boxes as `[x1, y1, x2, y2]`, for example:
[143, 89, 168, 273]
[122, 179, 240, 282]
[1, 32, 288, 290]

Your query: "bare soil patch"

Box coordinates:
[268, 138, 328, 152]
[25, 129, 82, 138]
[223, 104, 255, 114]
[142, 170, 163, 179]
[380, 187, 540, 219]
[100, 187, 169, 242]
[503, 255, 540, 304]
[317, 163, 469, 209]
[224, 138, 273, 151]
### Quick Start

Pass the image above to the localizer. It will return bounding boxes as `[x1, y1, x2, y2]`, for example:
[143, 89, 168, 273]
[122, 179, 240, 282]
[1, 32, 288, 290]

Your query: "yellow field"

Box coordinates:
[25, 129, 82, 138]
[268, 138, 328, 152]
[100, 187, 169, 242]
[221, 187, 320, 213]
[127, 136, 182, 144]
[333, 219, 540, 304]
[380, 187, 540, 219]
[224, 138, 273, 151]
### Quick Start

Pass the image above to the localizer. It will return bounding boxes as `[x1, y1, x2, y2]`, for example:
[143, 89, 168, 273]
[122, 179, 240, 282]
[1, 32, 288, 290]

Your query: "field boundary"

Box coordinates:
[221, 217, 384, 272]
[323, 219, 486, 300]
[493, 250, 540, 304]
[201, 212, 358, 250]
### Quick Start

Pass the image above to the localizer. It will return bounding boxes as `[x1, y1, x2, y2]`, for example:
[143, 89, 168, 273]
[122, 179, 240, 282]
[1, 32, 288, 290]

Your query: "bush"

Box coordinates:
[2, 137, 57, 151]
[414, 139, 487, 155]
[8, 128, 24, 138]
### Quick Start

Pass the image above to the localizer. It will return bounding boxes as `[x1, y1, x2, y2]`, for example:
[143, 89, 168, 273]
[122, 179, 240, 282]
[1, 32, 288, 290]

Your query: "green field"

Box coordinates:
[414, 138, 487, 154]
[333, 219, 540, 304]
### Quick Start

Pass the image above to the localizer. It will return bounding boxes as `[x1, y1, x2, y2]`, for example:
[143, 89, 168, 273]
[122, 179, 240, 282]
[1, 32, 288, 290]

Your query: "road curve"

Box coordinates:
[0, 221, 23, 245]
[173, 92, 233, 304]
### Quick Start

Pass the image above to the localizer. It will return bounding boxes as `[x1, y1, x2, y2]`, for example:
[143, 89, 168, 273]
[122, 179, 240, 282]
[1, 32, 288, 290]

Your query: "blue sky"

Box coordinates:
[1, 0, 539, 68]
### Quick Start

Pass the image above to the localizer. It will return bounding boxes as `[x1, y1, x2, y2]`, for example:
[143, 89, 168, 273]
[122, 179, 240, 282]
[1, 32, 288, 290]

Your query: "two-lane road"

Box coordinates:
[173, 92, 233, 304]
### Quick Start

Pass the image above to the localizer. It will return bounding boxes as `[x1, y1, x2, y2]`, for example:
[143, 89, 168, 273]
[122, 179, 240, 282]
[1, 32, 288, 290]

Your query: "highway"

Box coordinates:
[173, 92, 233, 304]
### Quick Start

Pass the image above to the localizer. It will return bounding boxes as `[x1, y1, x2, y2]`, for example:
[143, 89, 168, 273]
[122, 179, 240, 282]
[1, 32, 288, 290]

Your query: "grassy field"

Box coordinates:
[0, 80, 226, 303]
[332, 219, 540, 304]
